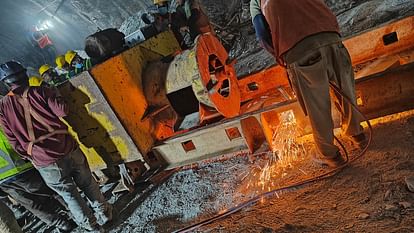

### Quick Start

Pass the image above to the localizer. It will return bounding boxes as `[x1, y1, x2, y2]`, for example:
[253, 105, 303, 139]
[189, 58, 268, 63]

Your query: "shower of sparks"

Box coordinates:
[240, 110, 307, 195]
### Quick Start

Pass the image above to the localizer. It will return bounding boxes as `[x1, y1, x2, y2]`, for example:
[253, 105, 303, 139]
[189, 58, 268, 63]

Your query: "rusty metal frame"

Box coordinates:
[356, 62, 414, 119]
[344, 16, 414, 65]
[155, 16, 414, 168]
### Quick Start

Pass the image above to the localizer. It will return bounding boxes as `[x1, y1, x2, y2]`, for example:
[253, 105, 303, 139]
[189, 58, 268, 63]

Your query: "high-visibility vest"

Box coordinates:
[0, 129, 33, 182]
[36, 35, 53, 49]
[74, 59, 93, 75]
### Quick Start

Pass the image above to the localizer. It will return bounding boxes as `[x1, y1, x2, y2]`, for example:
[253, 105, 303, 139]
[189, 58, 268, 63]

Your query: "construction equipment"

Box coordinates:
[58, 16, 414, 187]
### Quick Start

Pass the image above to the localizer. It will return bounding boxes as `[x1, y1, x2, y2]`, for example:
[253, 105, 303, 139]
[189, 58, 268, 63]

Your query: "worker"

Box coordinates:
[251, 0, 366, 167]
[39, 64, 67, 86]
[55, 55, 70, 76]
[27, 26, 56, 64]
[65, 50, 93, 77]
[0, 201, 22, 233]
[0, 61, 113, 232]
[149, 0, 191, 48]
[149, 0, 213, 49]
[174, 0, 214, 40]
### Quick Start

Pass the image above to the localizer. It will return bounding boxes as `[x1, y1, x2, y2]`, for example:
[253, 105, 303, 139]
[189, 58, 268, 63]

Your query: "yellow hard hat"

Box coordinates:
[65, 50, 77, 64]
[154, 0, 169, 5]
[38, 64, 52, 76]
[29, 76, 43, 87]
[55, 55, 66, 69]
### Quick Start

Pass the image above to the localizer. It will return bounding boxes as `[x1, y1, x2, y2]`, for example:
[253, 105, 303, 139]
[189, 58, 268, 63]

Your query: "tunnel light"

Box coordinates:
[45, 20, 54, 28]
[36, 20, 54, 31]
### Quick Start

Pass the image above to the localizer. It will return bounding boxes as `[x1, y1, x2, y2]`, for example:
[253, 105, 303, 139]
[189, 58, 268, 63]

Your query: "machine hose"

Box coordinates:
[174, 82, 373, 233]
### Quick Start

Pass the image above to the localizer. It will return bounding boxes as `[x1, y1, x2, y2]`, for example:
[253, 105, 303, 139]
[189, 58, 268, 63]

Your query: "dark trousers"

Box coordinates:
[0, 168, 68, 225]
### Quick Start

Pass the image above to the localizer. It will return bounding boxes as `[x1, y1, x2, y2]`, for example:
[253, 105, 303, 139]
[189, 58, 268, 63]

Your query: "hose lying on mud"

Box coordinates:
[174, 82, 373, 233]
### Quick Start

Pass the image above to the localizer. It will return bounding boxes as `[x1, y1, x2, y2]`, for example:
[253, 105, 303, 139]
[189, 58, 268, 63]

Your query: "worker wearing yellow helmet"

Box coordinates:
[64, 50, 93, 77]
[55, 55, 70, 77]
[38, 64, 67, 86]
[39, 64, 52, 77]
[55, 55, 69, 70]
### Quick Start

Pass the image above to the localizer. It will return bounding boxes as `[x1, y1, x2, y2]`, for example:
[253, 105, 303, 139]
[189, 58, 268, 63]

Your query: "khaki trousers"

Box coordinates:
[285, 33, 362, 158]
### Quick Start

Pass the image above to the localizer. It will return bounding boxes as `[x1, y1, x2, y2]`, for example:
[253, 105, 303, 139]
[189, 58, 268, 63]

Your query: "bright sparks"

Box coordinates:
[241, 110, 306, 195]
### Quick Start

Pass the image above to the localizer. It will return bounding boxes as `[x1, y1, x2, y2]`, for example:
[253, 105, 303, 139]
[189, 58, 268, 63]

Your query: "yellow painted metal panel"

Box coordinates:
[91, 48, 155, 155]
[139, 31, 181, 56]
[59, 72, 144, 171]
[89, 31, 180, 157]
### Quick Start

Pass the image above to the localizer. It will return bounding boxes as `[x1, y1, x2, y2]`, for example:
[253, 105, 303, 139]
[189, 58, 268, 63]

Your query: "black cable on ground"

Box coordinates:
[174, 82, 373, 233]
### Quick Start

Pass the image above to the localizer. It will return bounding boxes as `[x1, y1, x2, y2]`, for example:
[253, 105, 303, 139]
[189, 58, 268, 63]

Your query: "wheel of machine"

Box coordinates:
[165, 33, 241, 118]
[195, 33, 241, 118]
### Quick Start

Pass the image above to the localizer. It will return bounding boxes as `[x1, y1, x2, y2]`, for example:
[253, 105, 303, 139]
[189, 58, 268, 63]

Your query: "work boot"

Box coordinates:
[311, 150, 346, 168]
[348, 132, 367, 149]
[85, 225, 105, 233]
[79, 216, 101, 232]
[54, 218, 76, 232]
[405, 176, 414, 193]
[96, 204, 113, 225]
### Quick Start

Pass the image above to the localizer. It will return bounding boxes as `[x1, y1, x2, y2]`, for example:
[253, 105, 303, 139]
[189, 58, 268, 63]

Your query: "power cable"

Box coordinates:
[174, 81, 373, 233]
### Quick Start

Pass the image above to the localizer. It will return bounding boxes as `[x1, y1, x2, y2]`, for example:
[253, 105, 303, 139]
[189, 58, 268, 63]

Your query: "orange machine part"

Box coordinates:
[238, 65, 290, 103]
[344, 16, 414, 65]
[196, 34, 241, 118]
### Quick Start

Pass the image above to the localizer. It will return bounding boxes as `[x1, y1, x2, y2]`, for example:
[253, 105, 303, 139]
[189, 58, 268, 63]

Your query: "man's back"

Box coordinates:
[0, 86, 76, 167]
[260, 0, 339, 59]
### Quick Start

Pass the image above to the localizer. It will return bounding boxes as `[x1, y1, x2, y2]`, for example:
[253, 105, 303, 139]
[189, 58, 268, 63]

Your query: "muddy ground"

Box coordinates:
[196, 111, 414, 233]
[99, 110, 414, 233]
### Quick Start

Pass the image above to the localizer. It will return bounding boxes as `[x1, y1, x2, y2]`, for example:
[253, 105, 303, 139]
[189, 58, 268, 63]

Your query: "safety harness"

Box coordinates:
[12, 88, 68, 156]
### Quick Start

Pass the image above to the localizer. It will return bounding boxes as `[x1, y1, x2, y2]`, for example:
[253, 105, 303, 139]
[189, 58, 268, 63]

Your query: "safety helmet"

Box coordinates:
[39, 64, 52, 76]
[55, 55, 66, 69]
[29, 76, 43, 87]
[0, 61, 27, 84]
[154, 0, 169, 5]
[65, 50, 77, 64]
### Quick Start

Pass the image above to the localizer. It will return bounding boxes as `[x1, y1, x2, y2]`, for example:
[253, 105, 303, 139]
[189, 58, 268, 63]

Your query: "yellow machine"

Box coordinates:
[59, 16, 414, 188]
